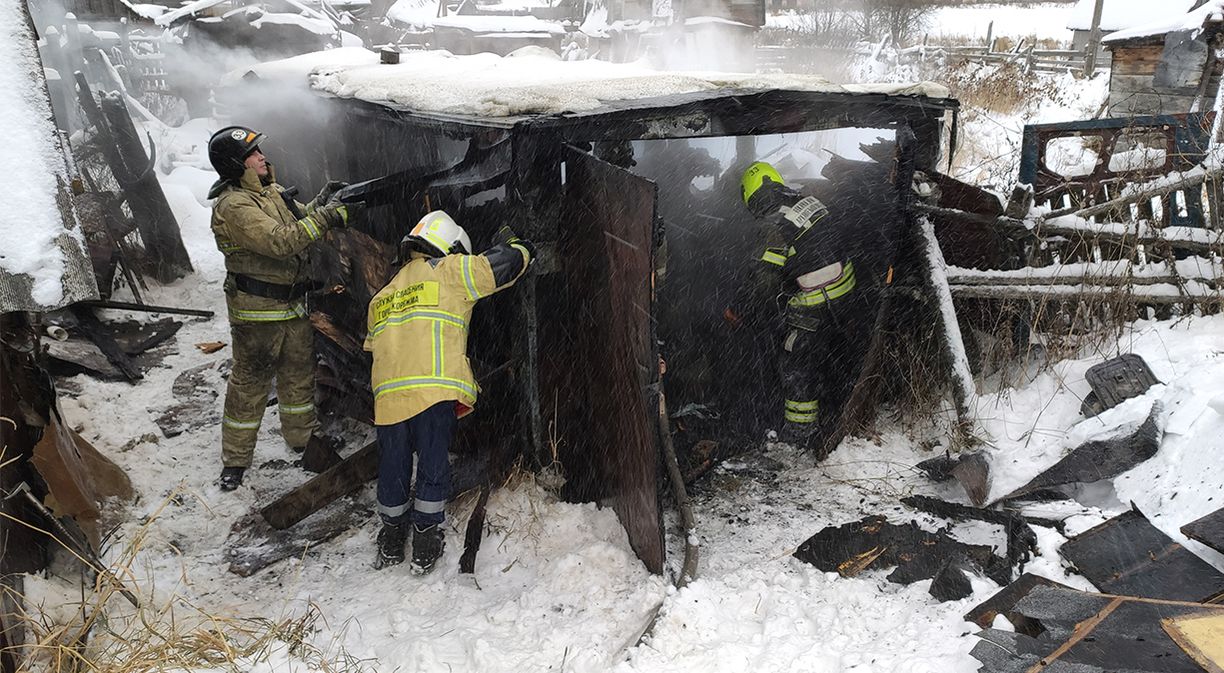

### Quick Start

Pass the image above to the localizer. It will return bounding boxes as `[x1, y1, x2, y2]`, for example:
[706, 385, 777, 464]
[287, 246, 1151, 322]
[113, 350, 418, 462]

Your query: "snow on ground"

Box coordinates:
[20, 5, 1224, 667]
[27, 113, 1223, 672]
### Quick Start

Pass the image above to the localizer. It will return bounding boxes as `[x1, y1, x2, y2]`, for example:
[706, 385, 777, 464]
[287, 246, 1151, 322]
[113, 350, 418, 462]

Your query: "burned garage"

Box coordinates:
[214, 51, 961, 574]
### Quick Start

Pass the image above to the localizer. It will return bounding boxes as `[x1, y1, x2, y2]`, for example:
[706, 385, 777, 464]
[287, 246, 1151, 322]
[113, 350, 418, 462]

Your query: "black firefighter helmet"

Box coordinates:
[208, 126, 266, 180]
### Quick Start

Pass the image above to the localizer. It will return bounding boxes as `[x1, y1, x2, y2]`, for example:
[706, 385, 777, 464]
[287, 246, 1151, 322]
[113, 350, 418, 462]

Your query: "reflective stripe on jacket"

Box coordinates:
[364, 244, 530, 426]
[209, 167, 331, 323]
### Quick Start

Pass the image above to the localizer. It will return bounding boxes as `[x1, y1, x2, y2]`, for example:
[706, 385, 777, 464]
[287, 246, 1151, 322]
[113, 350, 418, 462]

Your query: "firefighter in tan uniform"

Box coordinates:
[365, 210, 533, 573]
[206, 125, 353, 491]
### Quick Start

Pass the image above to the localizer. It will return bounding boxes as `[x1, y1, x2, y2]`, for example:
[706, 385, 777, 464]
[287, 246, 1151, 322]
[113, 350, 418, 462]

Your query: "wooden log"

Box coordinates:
[260, 440, 379, 530]
[949, 284, 1222, 304]
[259, 441, 492, 531]
[913, 204, 1224, 257]
[1042, 167, 1221, 222]
[947, 272, 1215, 287]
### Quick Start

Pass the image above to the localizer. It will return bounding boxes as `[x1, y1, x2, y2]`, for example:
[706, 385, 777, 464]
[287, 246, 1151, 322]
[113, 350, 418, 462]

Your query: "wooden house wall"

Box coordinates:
[1108, 42, 1223, 116]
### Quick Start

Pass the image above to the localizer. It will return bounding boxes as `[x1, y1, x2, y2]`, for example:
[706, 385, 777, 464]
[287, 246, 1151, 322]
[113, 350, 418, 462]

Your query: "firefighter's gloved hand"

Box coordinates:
[495, 225, 521, 246]
[311, 180, 348, 210]
[512, 237, 537, 264]
[314, 201, 350, 229]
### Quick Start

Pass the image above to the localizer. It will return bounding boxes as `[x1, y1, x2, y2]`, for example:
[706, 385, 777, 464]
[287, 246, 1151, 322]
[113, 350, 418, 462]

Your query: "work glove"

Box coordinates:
[313, 201, 350, 230]
[310, 180, 348, 210]
[495, 225, 521, 246]
[513, 237, 537, 262]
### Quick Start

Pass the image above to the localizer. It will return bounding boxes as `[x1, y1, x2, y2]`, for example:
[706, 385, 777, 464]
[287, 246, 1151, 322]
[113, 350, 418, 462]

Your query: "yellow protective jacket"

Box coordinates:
[209, 167, 335, 323]
[364, 243, 531, 426]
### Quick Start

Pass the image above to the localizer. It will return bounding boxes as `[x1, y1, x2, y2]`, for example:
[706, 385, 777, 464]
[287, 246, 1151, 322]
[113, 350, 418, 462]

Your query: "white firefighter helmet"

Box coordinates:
[406, 210, 472, 256]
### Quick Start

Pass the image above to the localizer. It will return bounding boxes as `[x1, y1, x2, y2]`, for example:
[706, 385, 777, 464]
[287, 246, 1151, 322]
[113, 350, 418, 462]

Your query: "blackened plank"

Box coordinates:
[1182, 507, 1224, 555]
[1060, 508, 1224, 602]
[965, 573, 1075, 635]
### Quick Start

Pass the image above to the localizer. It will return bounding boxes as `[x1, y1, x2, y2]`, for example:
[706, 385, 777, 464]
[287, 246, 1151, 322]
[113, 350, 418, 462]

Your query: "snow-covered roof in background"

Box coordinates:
[118, 0, 169, 19]
[684, 16, 751, 28]
[154, 0, 226, 26]
[1067, 0, 1198, 31]
[1104, 0, 1224, 43]
[219, 45, 377, 85]
[431, 14, 565, 35]
[293, 48, 948, 118]
[0, 0, 97, 311]
[237, 8, 336, 35]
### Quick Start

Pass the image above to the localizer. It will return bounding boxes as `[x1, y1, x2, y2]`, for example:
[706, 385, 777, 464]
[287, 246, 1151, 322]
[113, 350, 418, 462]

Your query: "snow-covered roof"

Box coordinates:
[1104, 0, 1224, 43]
[1067, 0, 1198, 32]
[289, 48, 949, 119]
[431, 15, 565, 35]
[219, 45, 377, 86]
[0, 0, 97, 311]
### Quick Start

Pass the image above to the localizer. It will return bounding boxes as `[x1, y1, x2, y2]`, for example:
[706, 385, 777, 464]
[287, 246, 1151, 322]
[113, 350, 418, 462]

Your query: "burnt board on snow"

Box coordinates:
[793, 515, 1011, 585]
[970, 586, 1224, 673]
[1182, 506, 1224, 555]
[1060, 508, 1224, 602]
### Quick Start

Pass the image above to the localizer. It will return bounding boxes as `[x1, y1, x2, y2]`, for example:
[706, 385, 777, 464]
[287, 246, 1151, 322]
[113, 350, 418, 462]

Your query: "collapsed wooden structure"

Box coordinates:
[225, 72, 962, 574]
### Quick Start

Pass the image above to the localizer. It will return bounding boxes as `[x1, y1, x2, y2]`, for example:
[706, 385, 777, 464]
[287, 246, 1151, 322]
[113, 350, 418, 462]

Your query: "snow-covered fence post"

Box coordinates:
[918, 216, 975, 437]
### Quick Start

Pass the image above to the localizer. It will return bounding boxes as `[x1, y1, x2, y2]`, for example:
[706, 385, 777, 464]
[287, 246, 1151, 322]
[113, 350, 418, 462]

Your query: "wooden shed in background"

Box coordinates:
[1103, 4, 1224, 117]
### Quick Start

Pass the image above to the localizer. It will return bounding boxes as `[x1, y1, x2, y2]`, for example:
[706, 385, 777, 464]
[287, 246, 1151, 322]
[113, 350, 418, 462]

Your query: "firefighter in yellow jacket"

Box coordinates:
[207, 125, 352, 491]
[365, 210, 533, 573]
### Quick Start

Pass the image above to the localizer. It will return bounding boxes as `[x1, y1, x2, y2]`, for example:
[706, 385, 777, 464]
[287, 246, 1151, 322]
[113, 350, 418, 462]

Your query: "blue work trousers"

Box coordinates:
[376, 401, 457, 526]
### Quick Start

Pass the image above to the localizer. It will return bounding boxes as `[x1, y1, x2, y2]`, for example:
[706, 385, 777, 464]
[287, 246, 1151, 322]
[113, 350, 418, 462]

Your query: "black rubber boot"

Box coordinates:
[411, 523, 444, 575]
[375, 523, 406, 569]
[219, 466, 246, 491]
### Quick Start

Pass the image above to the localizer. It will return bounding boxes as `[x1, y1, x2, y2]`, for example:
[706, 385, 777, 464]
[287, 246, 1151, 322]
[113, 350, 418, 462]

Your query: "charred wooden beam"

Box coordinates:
[260, 440, 379, 530]
[80, 299, 213, 318]
[70, 306, 140, 381]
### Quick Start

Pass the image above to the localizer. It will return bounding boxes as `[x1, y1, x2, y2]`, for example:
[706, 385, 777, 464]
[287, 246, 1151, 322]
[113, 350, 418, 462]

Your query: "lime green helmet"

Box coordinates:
[741, 161, 784, 205]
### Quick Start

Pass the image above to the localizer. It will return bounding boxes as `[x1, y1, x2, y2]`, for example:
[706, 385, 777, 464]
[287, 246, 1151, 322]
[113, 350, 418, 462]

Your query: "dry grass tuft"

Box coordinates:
[7, 488, 374, 673]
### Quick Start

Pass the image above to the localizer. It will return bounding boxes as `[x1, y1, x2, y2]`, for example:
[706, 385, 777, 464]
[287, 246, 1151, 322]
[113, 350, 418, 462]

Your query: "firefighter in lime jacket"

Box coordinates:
[207, 125, 352, 491]
[365, 210, 533, 573]
[739, 161, 870, 449]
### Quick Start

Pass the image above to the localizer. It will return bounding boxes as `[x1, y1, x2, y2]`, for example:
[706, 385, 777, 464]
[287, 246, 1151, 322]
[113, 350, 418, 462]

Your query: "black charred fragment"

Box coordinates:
[928, 554, 975, 602]
[1000, 403, 1165, 503]
[1060, 506, 1224, 602]
[969, 585, 1224, 673]
[901, 495, 1041, 569]
[1181, 506, 1224, 555]
[964, 572, 1072, 635]
[793, 515, 1012, 586]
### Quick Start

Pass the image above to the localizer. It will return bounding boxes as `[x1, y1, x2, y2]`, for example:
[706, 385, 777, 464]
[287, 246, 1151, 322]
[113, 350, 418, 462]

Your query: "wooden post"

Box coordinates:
[985, 20, 993, 54]
[98, 90, 193, 282]
[1084, 0, 1105, 77]
[918, 218, 975, 432]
